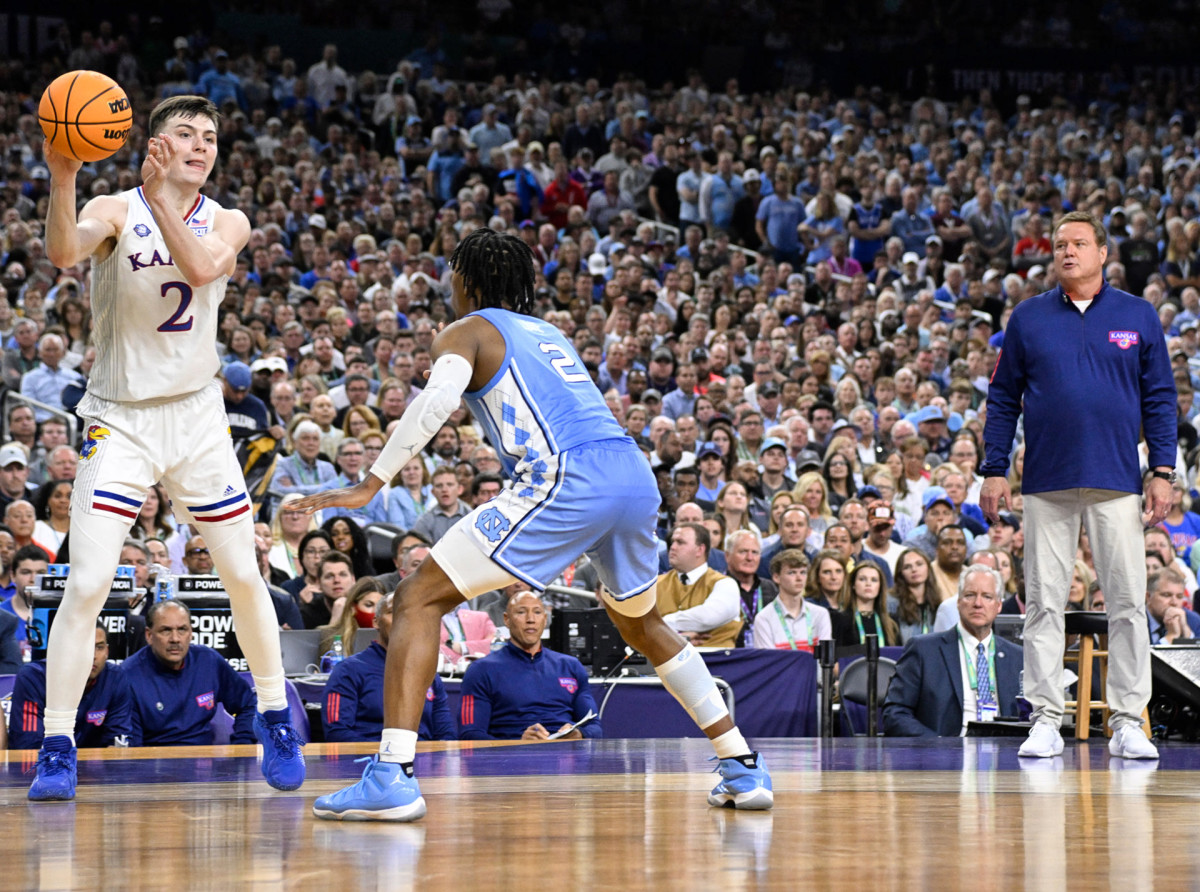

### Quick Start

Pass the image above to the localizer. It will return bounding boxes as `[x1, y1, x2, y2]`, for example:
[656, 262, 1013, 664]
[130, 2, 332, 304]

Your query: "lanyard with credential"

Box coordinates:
[741, 585, 765, 623]
[774, 599, 811, 650]
[854, 611, 883, 644]
[960, 632, 997, 697]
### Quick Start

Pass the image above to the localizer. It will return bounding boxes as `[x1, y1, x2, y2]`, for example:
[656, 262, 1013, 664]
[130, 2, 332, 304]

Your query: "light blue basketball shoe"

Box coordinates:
[313, 757, 427, 822]
[708, 752, 774, 810]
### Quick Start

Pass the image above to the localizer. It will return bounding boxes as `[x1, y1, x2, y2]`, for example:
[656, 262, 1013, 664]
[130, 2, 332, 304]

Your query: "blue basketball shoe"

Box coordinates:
[28, 735, 77, 801]
[708, 752, 774, 810]
[254, 708, 306, 791]
[312, 757, 427, 822]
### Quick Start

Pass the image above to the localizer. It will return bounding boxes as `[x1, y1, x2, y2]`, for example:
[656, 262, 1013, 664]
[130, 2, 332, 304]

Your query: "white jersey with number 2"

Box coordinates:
[87, 186, 224, 403]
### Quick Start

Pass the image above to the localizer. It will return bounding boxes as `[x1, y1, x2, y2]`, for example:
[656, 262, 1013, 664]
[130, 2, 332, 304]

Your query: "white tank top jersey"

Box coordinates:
[87, 186, 225, 403]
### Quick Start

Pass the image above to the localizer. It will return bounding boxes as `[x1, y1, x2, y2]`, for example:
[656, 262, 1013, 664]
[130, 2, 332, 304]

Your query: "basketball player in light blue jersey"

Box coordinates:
[295, 228, 772, 821]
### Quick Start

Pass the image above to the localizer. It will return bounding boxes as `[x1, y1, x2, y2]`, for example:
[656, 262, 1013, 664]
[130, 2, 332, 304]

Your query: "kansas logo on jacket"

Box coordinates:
[80, 425, 110, 460]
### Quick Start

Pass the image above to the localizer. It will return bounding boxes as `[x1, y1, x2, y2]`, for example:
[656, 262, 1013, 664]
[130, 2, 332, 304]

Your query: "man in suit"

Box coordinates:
[883, 564, 1022, 737]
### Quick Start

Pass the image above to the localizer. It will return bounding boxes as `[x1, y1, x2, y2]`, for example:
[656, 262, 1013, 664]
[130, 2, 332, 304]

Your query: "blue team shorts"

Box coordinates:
[430, 438, 660, 601]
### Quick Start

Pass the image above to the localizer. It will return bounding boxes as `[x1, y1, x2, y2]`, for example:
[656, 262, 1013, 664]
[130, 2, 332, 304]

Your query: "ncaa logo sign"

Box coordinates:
[1109, 330, 1139, 350]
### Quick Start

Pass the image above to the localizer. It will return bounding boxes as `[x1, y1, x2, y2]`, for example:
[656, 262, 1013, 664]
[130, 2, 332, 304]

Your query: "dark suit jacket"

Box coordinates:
[0, 609, 21, 674]
[883, 626, 1023, 737]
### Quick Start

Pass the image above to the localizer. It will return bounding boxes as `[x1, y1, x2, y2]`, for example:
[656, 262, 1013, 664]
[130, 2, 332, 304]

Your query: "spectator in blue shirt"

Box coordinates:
[323, 589, 454, 742]
[890, 187, 935, 254]
[20, 334, 82, 422]
[195, 50, 247, 112]
[458, 591, 601, 741]
[121, 600, 257, 746]
[426, 133, 467, 204]
[756, 172, 805, 266]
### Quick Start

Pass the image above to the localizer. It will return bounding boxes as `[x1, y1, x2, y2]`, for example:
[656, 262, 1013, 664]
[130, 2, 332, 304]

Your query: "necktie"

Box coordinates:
[976, 642, 992, 719]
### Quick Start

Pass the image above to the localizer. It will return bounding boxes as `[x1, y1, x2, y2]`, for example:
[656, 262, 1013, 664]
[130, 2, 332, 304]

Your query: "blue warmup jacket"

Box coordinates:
[981, 283, 1177, 493]
[9, 660, 133, 749]
[322, 641, 454, 742]
[458, 642, 601, 740]
[121, 644, 256, 746]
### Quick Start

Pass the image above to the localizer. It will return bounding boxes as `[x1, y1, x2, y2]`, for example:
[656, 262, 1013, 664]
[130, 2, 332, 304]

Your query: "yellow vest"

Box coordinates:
[656, 566, 743, 648]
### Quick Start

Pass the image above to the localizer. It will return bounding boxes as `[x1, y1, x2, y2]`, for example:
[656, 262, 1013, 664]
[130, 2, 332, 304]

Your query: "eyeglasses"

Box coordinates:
[340, 450, 365, 457]
[187, 547, 210, 556]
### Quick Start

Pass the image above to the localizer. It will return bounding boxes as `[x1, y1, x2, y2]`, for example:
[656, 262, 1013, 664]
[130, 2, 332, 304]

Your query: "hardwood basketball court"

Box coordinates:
[0, 737, 1196, 890]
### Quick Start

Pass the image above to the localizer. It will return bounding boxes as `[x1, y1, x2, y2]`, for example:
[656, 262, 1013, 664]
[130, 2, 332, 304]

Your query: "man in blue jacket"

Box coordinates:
[981, 211, 1175, 761]
[10, 623, 132, 749]
[323, 590, 454, 742]
[121, 600, 257, 746]
[458, 591, 601, 741]
[883, 565, 1022, 737]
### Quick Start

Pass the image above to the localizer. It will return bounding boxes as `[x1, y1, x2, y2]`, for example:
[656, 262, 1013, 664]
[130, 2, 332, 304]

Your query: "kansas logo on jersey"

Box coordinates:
[80, 425, 110, 460]
[133, 223, 151, 238]
[559, 677, 578, 694]
[1109, 330, 1139, 350]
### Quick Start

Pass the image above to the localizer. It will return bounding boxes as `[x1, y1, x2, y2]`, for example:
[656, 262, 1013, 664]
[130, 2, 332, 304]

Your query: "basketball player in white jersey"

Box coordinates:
[30, 96, 304, 799]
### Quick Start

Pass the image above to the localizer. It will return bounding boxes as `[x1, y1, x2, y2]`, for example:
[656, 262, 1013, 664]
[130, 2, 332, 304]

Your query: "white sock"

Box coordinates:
[252, 673, 288, 713]
[43, 708, 77, 744]
[711, 727, 751, 760]
[380, 728, 417, 764]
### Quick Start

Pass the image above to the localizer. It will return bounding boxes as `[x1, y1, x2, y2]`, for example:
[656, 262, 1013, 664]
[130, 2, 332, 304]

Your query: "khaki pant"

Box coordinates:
[1022, 489, 1149, 729]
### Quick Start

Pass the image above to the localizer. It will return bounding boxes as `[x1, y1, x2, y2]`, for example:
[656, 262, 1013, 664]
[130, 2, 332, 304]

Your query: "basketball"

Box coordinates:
[38, 70, 132, 163]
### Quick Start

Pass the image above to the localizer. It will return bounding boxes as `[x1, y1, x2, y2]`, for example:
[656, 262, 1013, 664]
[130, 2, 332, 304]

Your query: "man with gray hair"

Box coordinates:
[20, 333, 83, 421]
[883, 563, 1023, 737]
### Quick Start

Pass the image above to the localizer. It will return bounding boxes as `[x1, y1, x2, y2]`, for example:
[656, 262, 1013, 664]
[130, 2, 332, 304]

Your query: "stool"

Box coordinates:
[1063, 611, 1110, 739]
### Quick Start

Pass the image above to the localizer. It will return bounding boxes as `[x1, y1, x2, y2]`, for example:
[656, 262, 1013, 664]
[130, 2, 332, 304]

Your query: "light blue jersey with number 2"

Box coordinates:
[463, 307, 630, 478]
[454, 307, 658, 598]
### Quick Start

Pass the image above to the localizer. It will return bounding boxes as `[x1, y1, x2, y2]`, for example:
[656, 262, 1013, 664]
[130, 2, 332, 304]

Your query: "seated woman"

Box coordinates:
[322, 516, 374, 579]
[319, 577, 388, 657]
[32, 478, 71, 559]
[837, 562, 900, 647]
[282, 530, 334, 621]
[891, 548, 938, 644]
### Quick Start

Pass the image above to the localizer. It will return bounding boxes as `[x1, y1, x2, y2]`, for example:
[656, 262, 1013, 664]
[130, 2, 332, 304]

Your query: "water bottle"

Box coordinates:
[320, 635, 345, 673]
[155, 568, 177, 601]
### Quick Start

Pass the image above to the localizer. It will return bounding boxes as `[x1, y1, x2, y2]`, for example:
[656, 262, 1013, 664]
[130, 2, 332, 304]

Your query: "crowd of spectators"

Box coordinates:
[3, 18, 1200, 741]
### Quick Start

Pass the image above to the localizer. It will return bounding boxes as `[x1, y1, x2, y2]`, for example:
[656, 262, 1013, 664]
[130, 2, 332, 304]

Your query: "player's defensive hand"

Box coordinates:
[292, 477, 383, 514]
[42, 139, 81, 180]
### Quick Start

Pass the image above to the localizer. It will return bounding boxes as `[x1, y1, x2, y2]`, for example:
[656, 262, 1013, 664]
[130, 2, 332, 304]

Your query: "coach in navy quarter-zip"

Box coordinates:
[980, 210, 1176, 762]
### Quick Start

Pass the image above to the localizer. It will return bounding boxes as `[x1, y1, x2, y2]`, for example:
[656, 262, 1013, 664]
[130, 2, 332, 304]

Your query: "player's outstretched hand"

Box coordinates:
[292, 477, 383, 514]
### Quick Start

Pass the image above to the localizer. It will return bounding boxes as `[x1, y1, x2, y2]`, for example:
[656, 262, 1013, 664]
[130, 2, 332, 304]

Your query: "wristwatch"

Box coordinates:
[1151, 469, 1177, 484]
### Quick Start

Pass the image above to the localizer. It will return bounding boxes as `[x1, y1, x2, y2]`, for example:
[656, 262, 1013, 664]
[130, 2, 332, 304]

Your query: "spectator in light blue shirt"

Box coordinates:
[195, 50, 246, 112]
[890, 187, 935, 254]
[756, 172, 806, 266]
[20, 334, 82, 422]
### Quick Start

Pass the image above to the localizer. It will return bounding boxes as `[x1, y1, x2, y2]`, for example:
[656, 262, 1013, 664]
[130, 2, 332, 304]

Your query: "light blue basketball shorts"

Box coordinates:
[430, 438, 660, 603]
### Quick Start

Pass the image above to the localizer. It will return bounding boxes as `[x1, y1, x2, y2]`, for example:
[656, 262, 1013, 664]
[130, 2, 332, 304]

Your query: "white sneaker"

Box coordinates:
[1018, 722, 1064, 758]
[1109, 725, 1159, 760]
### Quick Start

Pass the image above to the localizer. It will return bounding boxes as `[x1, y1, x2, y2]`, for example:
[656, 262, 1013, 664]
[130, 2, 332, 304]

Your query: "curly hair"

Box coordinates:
[449, 227, 537, 315]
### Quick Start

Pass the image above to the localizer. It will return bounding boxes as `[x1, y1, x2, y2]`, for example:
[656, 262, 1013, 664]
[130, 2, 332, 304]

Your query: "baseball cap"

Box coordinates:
[908, 405, 946, 426]
[925, 235, 943, 246]
[922, 485, 955, 513]
[0, 443, 26, 468]
[994, 511, 1021, 531]
[902, 252, 920, 265]
[587, 253, 607, 276]
[642, 388, 662, 403]
[857, 484, 883, 501]
[743, 168, 761, 183]
[1028, 264, 1045, 278]
[982, 269, 1002, 284]
[758, 437, 787, 457]
[795, 449, 822, 472]
[1182, 320, 1199, 333]
[651, 348, 674, 364]
[223, 361, 252, 391]
[250, 357, 288, 375]
[697, 441, 723, 460]
[691, 346, 709, 363]
[869, 503, 895, 523]
[759, 381, 780, 397]
[526, 140, 544, 155]
[308, 214, 327, 230]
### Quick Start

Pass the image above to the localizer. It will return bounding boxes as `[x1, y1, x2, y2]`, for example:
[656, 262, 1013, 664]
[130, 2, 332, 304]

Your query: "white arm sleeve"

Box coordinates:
[369, 352, 474, 483]
[662, 577, 740, 633]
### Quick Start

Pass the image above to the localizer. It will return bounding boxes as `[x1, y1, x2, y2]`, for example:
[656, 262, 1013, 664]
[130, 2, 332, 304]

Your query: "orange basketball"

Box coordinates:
[38, 70, 132, 163]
